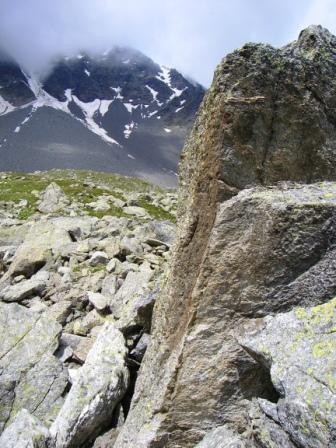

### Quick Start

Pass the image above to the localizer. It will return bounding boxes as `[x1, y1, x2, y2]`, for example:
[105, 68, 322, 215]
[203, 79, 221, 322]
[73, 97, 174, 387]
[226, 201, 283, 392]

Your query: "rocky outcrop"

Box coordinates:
[238, 298, 336, 448]
[50, 323, 129, 448]
[0, 171, 177, 446]
[38, 183, 69, 214]
[114, 26, 336, 447]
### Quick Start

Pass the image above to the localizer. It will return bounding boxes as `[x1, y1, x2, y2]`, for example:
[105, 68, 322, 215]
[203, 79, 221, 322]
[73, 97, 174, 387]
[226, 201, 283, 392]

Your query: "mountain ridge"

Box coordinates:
[0, 47, 205, 187]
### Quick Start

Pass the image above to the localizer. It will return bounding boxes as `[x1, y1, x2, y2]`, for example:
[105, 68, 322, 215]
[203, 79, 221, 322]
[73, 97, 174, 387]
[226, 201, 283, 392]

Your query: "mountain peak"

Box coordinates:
[294, 25, 336, 53]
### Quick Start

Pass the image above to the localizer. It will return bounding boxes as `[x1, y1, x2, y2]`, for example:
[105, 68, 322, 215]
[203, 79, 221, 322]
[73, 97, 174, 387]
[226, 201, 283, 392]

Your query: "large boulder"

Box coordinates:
[114, 26, 336, 448]
[0, 303, 67, 432]
[237, 297, 336, 448]
[3, 217, 96, 279]
[0, 409, 49, 448]
[38, 182, 69, 214]
[114, 181, 336, 447]
[50, 323, 129, 448]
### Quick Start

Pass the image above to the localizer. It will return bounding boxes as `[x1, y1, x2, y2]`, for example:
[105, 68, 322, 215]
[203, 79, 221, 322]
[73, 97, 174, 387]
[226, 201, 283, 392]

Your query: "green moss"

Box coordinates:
[0, 169, 176, 222]
[138, 198, 176, 222]
[85, 206, 128, 219]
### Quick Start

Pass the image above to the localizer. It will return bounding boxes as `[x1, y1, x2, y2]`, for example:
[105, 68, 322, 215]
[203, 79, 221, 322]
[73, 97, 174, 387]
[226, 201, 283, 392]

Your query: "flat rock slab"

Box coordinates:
[0, 303, 65, 431]
[0, 409, 49, 448]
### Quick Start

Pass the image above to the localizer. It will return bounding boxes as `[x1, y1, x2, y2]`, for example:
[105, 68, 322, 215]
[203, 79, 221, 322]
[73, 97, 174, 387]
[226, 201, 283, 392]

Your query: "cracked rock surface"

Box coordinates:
[114, 26, 336, 448]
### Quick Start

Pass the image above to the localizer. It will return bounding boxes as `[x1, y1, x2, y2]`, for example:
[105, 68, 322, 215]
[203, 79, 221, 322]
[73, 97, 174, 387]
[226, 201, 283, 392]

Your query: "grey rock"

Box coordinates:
[130, 333, 151, 362]
[111, 262, 154, 330]
[0, 409, 49, 448]
[106, 258, 121, 273]
[114, 182, 336, 448]
[50, 323, 129, 448]
[101, 274, 118, 297]
[89, 251, 109, 266]
[196, 426, 246, 448]
[123, 206, 150, 218]
[0, 272, 49, 302]
[73, 309, 105, 336]
[38, 182, 69, 214]
[9, 353, 68, 426]
[238, 298, 336, 448]
[87, 291, 109, 311]
[0, 303, 63, 431]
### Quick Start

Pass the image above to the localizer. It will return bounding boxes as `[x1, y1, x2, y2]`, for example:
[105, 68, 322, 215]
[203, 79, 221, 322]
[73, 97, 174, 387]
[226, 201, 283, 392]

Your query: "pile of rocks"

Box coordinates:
[0, 180, 176, 447]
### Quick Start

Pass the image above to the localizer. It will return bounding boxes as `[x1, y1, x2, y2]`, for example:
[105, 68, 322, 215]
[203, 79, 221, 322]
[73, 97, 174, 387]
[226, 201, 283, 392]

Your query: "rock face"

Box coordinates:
[238, 298, 336, 448]
[114, 26, 336, 447]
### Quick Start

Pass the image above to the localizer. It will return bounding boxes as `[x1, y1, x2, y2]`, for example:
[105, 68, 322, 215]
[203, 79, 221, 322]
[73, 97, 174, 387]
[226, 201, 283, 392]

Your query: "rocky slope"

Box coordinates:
[0, 170, 176, 447]
[0, 48, 205, 187]
[112, 25, 336, 447]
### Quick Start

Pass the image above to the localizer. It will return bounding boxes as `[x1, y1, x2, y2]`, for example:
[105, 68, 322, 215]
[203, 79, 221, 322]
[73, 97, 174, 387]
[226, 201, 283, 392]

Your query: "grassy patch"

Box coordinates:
[138, 198, 176, 222]
[0, 169, 176, 222]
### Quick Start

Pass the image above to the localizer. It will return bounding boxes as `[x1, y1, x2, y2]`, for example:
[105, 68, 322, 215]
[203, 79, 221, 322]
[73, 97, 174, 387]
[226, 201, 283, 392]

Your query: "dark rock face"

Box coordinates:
[114, 26, 336, 447]
[0, 61, 35, 107]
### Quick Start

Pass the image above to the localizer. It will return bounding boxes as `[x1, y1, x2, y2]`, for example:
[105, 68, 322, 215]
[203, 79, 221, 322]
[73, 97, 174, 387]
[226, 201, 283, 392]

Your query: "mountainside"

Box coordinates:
[0, 48, 205, 187]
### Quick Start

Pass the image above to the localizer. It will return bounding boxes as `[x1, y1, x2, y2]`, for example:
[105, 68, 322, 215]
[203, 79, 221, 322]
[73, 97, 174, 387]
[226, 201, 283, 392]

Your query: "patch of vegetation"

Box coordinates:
[0, 169, 176, 222]
[84, 206, 128, 219]
[138, 198, 176, 222]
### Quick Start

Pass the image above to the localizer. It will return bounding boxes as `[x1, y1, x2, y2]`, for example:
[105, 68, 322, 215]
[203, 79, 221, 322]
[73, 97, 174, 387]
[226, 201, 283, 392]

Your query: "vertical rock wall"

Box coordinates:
[115, 26, 336, 447]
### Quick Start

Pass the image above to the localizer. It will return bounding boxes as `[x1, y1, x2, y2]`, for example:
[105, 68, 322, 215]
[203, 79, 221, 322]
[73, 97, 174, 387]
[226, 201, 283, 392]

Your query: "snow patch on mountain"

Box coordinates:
[124, 121, 136, 139]
[86, 117, 119, 145]
[99, 100, 113, 117]
[111, 87, 124, 100]
[124, 103, 139, 113]
[0, 96, 15, 116]
[156, 66, 172, 87]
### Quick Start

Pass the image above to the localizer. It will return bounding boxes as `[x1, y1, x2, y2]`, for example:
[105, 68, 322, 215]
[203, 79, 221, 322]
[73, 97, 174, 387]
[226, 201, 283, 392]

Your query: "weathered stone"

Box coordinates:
[87, 291, 109, 311]
[195, 426, 246, 448]
[73, 309, 105, 336]
[123, 206, 150, 218]
[0, 409, 49, 448]
[101, 274, 118, 297]
[238, 298, 336, 448]
[0, 302, 63, 431]
[38, 182, 69, 214]
[114, 182, 336, 447]
[0, 272, 49, 302]
[8, 353, 68, 426]
[50, 323, 129, 448]
[130, 333, 151, 362]
[111, 262, 154, 331]
[89, 251, 109, 266]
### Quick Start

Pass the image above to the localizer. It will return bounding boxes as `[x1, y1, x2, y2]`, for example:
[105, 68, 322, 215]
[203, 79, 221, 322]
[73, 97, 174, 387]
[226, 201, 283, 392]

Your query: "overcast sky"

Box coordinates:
[0, 0, 335, 86]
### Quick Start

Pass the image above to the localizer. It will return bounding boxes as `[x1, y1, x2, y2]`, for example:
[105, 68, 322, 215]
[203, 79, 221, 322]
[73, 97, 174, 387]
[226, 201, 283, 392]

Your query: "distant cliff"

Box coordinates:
[114, 25, 336, 448]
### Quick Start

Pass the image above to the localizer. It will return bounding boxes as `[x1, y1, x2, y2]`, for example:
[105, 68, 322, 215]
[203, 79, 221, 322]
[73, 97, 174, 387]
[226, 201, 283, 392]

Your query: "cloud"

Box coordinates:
[0, 0, 331, 85]
[300, 0, 336, 33]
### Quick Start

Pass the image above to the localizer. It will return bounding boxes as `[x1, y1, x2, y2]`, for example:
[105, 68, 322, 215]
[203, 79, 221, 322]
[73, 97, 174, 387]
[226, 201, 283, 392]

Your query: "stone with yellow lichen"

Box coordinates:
[238, 298, 336, 448]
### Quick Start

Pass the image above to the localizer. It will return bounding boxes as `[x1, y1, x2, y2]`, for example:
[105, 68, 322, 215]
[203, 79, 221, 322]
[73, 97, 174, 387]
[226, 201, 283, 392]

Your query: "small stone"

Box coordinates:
[89, 251, 109, 267]
[87, 291, 109, 311]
